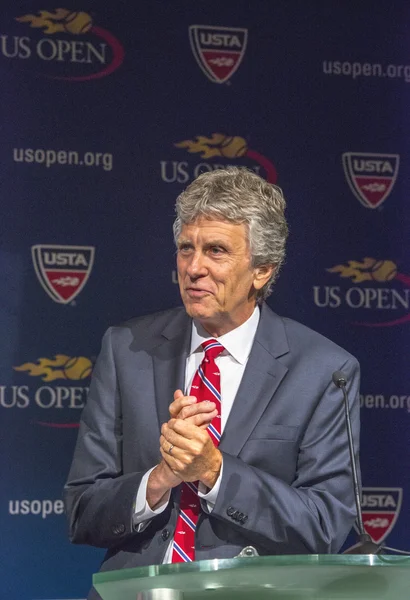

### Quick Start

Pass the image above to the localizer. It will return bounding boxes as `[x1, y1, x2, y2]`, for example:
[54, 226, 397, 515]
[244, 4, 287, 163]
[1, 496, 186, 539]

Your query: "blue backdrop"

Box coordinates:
[1, 2, 409, 598]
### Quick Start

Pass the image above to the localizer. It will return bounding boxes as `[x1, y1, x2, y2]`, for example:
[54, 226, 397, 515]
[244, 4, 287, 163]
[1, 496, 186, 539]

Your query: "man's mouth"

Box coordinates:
[185, 287, 212, 298]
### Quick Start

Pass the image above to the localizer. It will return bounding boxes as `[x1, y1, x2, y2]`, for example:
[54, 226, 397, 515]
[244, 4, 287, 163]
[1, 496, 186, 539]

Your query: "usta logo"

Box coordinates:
[32, 244, 95, 304]
[44, 251, 88, 266]
[353, 160, 393, 173]
[189, 26, 247, 83]
[362, 493, 397, 508]
[342, 153, 399, 209]
[361, 487, 402, 544]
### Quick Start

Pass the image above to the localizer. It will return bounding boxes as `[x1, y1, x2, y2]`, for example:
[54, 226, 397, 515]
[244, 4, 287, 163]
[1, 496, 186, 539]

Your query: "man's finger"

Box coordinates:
[160, 425, 196, 451]
[160, 436, 202, 468]
[160, 447, 184, 472]
[176, 400, 216, 420]
[169, 393, 197, 418]
[168, 418, 207, 441]
[174, 389, 184, 401]
[185, 409, 218, 428]
[159, 434, 180, 458]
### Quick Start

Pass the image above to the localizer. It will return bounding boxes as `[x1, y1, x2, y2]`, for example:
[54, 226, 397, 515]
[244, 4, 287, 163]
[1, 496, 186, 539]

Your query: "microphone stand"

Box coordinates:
[332, 372, 382, 554]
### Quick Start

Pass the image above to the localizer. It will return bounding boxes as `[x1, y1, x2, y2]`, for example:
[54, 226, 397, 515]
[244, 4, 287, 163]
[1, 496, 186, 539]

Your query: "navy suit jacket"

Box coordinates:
[64, 303, 360, 583]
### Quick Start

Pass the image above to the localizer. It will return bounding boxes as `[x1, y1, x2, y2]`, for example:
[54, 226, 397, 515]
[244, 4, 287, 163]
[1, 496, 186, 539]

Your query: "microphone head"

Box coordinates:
[332, 371, 348, 388]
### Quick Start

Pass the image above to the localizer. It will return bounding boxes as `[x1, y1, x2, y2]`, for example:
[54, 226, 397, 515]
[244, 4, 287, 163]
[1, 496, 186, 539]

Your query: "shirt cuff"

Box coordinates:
[198, 458, 223, 512]
[133, 466, 171, 532]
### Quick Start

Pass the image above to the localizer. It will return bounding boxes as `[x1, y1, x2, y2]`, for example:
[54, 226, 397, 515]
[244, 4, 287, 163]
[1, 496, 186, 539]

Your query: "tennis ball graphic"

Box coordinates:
[370, 260, 397, 282]
[63, 11, 92, 35]
[220, 136, 248, 158]
[63, 356, 93, 380]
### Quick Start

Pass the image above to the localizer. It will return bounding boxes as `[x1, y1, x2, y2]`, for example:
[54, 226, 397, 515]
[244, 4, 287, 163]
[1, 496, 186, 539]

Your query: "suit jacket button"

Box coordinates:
[161, 528, 170, 541]
[227, 506, 235, 517]
[112, 523, 125, 535]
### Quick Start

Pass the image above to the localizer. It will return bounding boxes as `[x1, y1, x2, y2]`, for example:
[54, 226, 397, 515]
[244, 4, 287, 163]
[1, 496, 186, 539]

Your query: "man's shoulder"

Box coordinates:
[118, 306, 186, 330]
[283, 315, 357, 361]
[261, 304, 358, 364]
[106, 306, 189, 348]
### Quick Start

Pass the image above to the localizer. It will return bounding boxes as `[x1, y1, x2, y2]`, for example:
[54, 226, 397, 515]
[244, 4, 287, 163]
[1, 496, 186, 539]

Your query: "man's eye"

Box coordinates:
[178, 244, 192, 252]
[210, 246, 224, 255]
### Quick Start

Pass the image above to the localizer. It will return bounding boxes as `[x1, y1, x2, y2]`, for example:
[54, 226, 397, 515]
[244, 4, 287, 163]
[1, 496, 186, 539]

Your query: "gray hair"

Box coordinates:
[173, 166, 288, 301]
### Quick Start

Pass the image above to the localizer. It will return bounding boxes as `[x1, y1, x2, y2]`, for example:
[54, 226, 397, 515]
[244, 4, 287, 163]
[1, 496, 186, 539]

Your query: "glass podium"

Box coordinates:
[93, 555, 410, 600]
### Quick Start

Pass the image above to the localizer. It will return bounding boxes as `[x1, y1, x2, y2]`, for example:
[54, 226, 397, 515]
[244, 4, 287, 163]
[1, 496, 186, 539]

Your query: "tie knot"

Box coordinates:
[202, 339, 224, 361]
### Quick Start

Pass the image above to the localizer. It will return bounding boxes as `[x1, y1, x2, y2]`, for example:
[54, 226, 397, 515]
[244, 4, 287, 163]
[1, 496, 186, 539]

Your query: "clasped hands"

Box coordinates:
[159, 389, 222, 489]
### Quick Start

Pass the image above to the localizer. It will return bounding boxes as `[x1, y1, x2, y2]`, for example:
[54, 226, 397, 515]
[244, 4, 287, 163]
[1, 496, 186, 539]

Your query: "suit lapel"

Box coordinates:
[152, 309, 192, 429]
[150, 304, 290, 455]
[219, 304, 290, 456]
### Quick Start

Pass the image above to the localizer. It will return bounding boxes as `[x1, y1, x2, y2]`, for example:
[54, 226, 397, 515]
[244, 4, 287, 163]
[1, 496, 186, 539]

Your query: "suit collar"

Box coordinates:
[189, 306, 260, 365]
[161, 307, 191, 341]
[219, 303, 290, 456]
[159, 303, 288, 354]
[256, 302, 290, 359]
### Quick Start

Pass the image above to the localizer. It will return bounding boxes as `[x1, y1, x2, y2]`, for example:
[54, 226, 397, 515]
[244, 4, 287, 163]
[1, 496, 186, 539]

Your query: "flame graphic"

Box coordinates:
[16, 9, 93, 35]
[14, 355, 92, 381]
[328, 258, 398, 283]
[175, 133, 248, 159]
[365, 518, 389, 529]
[52, 276, 80, 287]
[362, 183, 386, 193]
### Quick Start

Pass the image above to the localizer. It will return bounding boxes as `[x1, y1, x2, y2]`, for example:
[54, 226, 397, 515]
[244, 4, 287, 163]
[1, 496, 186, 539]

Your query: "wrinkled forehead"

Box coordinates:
[178, 217, 250, 248]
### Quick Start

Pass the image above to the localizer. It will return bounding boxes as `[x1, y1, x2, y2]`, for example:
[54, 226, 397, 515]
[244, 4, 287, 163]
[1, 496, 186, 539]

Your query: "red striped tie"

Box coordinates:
[171, 339, 224, 562]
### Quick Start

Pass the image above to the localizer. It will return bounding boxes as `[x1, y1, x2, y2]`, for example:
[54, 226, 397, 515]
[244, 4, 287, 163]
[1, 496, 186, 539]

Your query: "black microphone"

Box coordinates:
[332, 371, 381, 554]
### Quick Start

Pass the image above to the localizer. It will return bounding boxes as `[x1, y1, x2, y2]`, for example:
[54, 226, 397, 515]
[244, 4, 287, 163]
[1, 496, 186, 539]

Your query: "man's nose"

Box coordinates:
[186, 251, 207, 278]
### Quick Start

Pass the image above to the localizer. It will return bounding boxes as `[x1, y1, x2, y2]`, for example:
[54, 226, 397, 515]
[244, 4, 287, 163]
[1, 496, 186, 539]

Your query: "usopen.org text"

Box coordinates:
[360, 394, 410, 413]
[13, 147, 113, 171]
[323, 60, 410, 83]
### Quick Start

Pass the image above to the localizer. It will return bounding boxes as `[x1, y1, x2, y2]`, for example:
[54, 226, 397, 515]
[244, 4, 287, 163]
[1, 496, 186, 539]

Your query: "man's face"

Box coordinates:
[177, 217, 272, 336]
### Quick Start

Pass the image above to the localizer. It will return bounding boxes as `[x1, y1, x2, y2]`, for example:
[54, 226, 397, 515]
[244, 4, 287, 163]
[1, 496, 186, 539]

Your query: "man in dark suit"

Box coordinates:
[64, 167, 360, 592]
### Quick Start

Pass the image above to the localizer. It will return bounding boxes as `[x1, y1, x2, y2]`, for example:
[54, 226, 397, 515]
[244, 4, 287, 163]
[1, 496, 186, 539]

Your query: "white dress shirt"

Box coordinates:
[133, 305, 260, 562]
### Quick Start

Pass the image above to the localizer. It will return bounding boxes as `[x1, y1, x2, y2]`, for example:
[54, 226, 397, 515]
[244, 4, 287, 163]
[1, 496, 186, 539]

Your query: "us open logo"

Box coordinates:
[0, 8, 124, 81]
[313, 257, 410, 327]
[161, 133, 278, 187]
[32, 244, 95, 304]
[342, 152, 399, 209]
[189, 25, 248, 83]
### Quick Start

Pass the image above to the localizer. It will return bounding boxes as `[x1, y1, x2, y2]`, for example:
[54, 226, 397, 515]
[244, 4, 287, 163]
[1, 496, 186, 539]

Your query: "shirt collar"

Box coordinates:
[190, 306, 260, 365]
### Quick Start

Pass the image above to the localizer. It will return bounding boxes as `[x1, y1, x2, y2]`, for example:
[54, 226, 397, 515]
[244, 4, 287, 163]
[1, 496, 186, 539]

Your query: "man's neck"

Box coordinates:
[194, 304, 259, 338]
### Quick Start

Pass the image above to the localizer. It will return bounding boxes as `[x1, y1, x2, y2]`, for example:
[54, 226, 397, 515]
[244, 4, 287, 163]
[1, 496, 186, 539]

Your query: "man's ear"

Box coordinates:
[253, 264, 275, 290]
